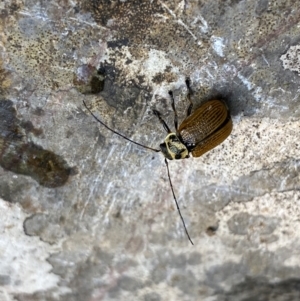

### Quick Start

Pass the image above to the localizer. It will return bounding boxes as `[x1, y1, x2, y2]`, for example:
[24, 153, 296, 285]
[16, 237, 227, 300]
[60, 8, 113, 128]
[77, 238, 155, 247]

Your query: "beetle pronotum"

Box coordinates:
[83, 79, 232, 245]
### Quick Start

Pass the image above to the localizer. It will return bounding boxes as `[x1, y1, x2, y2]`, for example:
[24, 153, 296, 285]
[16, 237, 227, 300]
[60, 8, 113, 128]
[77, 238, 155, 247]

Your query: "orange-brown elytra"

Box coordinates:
[83, 78, 232, 245]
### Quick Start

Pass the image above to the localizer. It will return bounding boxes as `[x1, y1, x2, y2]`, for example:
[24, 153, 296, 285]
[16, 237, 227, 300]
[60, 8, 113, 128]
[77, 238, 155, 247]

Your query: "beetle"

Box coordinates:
[83, 79, 232, 245]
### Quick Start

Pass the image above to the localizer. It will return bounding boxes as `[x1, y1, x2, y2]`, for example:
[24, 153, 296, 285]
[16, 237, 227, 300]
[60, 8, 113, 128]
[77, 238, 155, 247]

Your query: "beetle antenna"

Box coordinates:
[164, 158, 194, 245]
[83, 100, 160, 153]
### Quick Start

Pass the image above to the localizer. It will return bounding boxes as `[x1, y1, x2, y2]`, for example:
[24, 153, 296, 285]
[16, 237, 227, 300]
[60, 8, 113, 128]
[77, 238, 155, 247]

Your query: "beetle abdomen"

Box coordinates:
[190, 117, 232, 157]
[178, 99, 232, 157]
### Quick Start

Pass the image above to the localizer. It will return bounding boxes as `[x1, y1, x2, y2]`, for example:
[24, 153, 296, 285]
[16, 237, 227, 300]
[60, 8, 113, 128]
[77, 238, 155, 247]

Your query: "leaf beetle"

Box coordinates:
[83, 78, 232, 245]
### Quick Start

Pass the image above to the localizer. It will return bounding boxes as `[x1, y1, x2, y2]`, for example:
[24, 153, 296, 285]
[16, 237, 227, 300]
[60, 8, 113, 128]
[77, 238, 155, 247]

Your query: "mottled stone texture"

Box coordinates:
[0, 0, 300, 300]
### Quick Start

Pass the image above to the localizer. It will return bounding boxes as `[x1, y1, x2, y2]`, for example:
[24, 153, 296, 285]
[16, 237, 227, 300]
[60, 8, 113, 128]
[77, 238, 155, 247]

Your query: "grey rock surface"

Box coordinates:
[0, 0, 300, 300]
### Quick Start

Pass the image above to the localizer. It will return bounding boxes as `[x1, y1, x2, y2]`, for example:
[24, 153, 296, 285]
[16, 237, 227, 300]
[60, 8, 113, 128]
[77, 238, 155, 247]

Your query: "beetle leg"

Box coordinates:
[168, 91, 178, 132]
[153, 109, 172, 133]
[185, 78, 194, 117]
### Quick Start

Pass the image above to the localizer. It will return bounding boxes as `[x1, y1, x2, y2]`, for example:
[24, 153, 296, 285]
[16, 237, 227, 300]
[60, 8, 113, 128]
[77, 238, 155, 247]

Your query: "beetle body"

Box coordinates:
[160, 99, 232, 160]
[83, 79, 232, 245]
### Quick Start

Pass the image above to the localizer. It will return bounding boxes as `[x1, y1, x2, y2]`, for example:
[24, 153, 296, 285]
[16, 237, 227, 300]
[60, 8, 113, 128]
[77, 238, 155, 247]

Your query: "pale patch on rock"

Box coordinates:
[280, 45, 300, 74]
[0, 199, 69, 296]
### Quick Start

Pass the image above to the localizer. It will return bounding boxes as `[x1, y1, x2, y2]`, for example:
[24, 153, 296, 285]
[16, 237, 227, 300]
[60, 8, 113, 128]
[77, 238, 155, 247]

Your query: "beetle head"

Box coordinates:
[160, 133, 189, 160]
